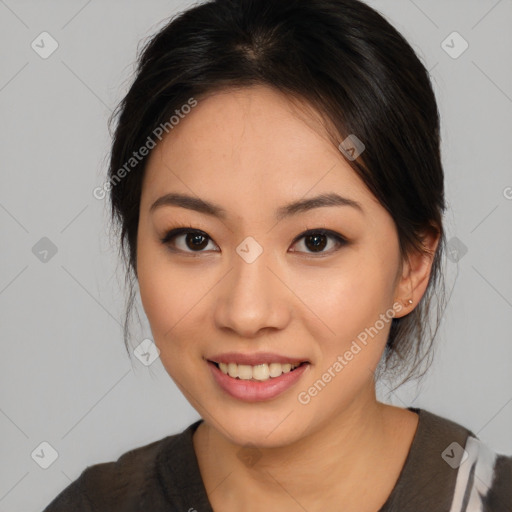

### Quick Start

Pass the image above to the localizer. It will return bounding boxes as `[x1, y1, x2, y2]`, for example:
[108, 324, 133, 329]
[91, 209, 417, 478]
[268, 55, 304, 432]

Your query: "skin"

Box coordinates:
[136, 84, 440, 511]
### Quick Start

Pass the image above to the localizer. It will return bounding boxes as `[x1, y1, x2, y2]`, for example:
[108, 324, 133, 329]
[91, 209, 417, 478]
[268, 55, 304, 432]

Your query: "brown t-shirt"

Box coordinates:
[42, 407, 512, 511]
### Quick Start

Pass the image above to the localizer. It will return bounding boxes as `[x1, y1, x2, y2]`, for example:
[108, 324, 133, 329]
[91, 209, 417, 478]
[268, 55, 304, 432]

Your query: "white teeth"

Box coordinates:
[216, 361, 303, 381]
[238, 364, 253, 380]
[269, 363, 283, 377]
[227, 363, 238, 378]
[252, 364, 270, 381]
[281, 363, 292, 373]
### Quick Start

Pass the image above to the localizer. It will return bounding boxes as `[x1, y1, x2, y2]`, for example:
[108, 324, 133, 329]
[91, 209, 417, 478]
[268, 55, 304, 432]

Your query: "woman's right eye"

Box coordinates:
[160, 228, 219, 254]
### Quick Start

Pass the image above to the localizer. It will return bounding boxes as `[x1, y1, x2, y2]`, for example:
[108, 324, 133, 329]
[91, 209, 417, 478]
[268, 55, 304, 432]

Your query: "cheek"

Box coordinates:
[136, 245, 214, 374]
[136, 237, 188, 342]
[137, 249, 168, 329]
[136, 224, 184, 325]
[297, 258, 390, 329]
[291, 255, 395, 368]
[139, 267, 194, 341]
[293, 267, 392, 412]
[137, 264, 195, 379]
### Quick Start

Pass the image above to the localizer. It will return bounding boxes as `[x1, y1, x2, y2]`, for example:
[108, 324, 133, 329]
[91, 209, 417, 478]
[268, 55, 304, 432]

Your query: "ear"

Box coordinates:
[393, 226, 441, 319]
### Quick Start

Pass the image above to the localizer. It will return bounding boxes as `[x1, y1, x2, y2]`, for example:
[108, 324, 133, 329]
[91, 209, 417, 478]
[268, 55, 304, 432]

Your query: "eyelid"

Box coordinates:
[290, 228, 346, 245]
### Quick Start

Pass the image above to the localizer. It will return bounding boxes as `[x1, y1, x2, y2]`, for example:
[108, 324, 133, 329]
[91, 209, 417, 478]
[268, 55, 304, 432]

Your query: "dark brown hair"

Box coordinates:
[107, 0, 447, 390]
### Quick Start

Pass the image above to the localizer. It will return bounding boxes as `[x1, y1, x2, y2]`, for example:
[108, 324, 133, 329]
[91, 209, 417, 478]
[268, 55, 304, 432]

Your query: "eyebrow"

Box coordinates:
[149, 192, 364, 220]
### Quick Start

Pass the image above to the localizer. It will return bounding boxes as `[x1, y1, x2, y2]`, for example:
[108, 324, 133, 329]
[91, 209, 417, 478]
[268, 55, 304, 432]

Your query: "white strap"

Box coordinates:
[448, 436, 498, 512]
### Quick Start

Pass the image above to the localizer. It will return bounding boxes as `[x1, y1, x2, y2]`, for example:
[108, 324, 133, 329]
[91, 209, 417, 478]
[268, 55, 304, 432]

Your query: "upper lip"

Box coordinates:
[207, 352, 310, 366]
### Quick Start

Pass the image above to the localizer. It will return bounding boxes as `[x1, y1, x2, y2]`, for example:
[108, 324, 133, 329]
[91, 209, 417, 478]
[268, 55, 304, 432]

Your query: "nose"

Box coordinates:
[213, 249, 291, 338]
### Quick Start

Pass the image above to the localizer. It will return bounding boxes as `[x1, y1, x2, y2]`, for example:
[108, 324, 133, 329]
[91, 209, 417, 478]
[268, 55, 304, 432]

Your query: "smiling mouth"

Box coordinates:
[209, 360, 309, 381]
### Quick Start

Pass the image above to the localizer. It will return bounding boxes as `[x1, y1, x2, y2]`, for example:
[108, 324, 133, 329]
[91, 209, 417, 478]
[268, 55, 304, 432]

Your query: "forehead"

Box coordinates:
[141, 85, 379, 218]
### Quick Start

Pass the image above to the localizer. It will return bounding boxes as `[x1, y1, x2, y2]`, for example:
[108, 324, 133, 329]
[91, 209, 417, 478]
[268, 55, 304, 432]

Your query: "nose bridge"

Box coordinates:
[214, 238, 289, 335]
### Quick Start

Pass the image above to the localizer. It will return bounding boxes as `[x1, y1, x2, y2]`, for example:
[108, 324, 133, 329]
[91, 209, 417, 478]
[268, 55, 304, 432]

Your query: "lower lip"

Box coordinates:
[207, 361, 310, 402]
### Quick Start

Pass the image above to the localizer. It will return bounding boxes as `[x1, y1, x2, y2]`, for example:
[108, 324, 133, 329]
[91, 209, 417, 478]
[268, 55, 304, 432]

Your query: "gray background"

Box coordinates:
[0, 0, 511, 510]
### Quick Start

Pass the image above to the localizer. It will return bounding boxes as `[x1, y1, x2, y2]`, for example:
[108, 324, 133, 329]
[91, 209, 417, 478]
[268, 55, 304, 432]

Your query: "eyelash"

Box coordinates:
[159, 226, 348, 256]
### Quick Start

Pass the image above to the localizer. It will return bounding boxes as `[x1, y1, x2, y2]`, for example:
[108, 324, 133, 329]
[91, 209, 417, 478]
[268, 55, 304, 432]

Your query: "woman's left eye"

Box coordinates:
[290, 229, 347, 255]
[160, 227, 347, 255]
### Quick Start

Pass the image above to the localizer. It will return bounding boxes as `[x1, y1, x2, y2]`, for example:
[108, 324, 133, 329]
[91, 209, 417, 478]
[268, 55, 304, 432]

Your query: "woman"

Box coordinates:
[43, 0, 511, 510]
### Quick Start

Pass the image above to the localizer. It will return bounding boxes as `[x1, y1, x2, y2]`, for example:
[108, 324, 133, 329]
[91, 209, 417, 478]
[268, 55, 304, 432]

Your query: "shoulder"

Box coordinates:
[411, 408, 512, 511]
[42, 421, 200, 512]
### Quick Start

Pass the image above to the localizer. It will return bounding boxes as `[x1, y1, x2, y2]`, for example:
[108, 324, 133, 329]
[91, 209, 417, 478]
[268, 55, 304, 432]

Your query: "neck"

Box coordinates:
[193, 387, 409, 511]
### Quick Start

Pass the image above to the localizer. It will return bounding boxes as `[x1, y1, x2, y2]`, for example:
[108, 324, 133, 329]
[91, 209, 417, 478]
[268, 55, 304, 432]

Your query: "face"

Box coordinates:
[137, 85, 408, 447]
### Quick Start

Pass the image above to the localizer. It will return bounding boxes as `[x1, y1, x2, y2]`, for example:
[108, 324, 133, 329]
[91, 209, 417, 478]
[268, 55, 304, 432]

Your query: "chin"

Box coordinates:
[207, 407, 311, 449]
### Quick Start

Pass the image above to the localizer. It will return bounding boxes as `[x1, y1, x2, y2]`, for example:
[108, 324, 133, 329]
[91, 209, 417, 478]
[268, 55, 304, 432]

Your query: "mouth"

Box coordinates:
[206, 359, 311, 402]
[208, 360, 309, 382]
